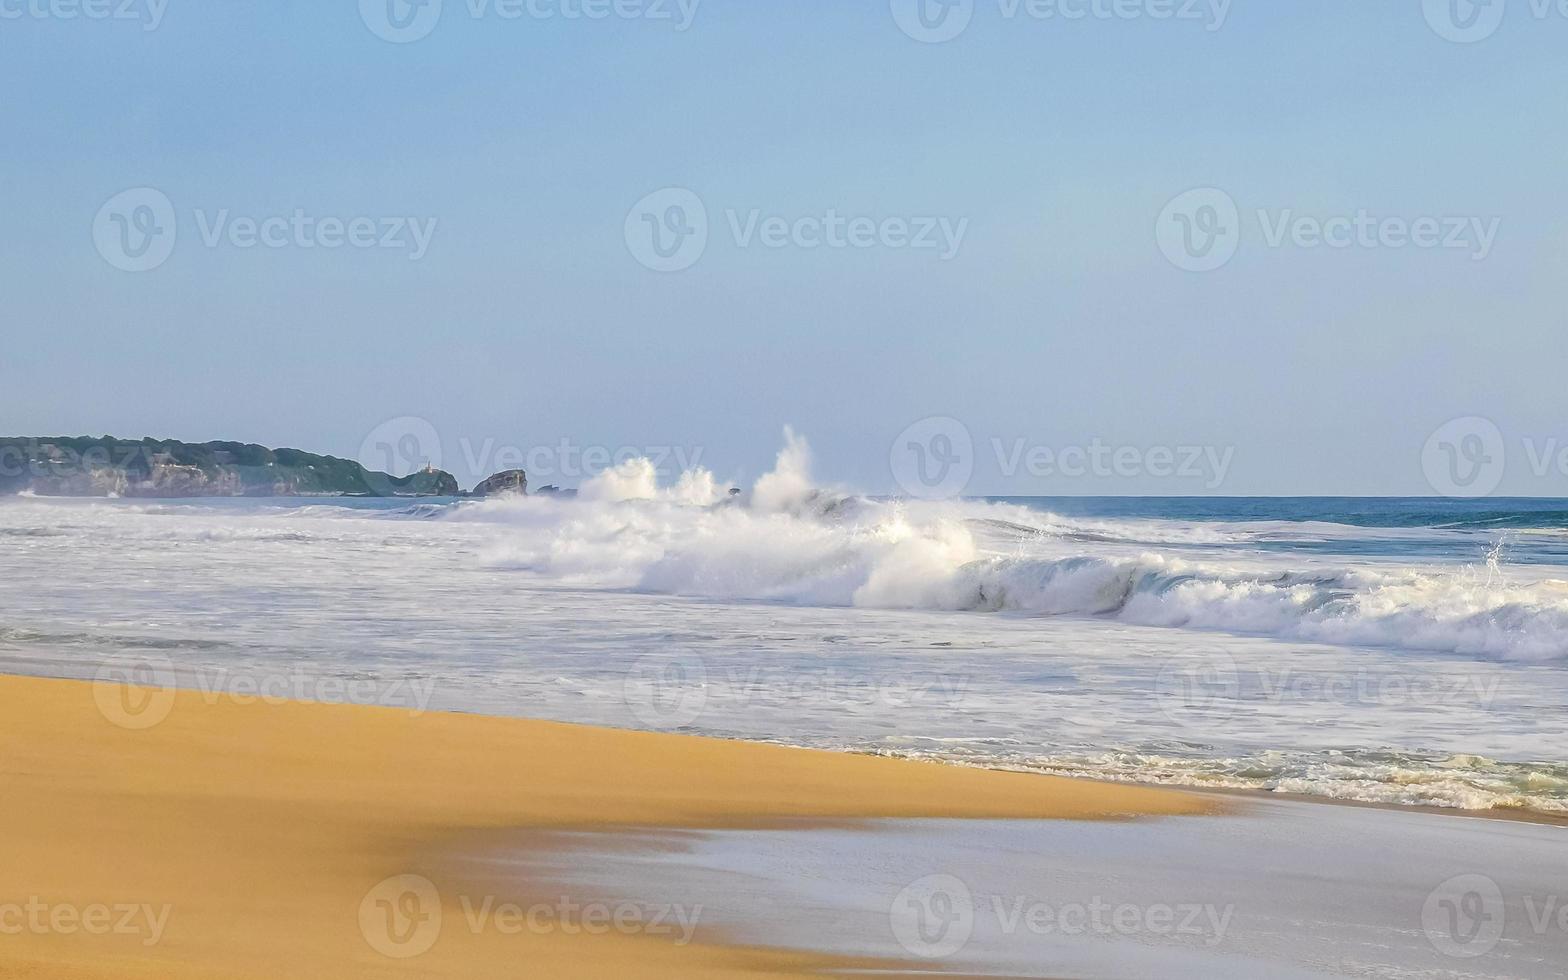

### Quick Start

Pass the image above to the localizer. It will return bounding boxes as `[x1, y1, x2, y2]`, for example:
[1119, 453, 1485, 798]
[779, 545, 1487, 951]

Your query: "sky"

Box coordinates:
[3, 0, 1566, 495]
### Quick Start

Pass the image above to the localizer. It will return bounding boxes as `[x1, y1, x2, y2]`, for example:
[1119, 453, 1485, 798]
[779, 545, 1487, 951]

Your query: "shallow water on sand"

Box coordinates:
[529, 803, 1568, 979]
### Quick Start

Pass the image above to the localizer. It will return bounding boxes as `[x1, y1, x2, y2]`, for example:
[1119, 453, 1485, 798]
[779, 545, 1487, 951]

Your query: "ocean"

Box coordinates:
[4, 441, 1566, 815]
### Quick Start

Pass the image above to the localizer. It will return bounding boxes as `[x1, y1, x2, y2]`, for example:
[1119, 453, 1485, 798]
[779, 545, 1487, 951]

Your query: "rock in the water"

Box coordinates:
[471, 469, 528, 497]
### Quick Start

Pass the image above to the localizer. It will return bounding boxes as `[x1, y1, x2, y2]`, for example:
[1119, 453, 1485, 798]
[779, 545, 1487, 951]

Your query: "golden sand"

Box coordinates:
[0, 673, 1215, 977]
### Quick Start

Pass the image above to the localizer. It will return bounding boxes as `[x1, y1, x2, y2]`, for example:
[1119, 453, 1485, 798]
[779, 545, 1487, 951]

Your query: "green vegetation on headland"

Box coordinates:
[0, 436, 462, 498]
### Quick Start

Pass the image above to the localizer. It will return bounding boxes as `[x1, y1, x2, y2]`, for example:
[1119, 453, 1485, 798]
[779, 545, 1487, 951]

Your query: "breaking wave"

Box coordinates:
[461, 432, 1568, 663]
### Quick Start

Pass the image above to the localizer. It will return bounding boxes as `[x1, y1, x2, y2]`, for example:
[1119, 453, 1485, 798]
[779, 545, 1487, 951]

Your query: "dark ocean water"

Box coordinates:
[987, 496, 1568, 566]
[988, 496, 1568, 529]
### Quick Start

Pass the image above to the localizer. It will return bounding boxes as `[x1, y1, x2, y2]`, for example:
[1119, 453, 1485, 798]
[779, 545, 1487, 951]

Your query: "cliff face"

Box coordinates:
[0, 437, 460, 499]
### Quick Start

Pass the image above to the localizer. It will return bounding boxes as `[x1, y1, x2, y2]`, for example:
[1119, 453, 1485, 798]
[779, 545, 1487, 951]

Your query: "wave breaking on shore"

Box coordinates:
[457, 432, 1568, 664]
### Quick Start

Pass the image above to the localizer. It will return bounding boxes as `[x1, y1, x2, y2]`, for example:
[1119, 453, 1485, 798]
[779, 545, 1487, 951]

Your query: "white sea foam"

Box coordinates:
[748, 426, 819, 514]
[884, 747, 1568, 813]
[462, 433, 1568, 663]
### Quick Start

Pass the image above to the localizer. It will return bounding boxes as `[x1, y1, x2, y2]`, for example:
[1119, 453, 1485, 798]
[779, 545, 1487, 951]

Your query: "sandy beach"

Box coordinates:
[0, 672, 1213, 978]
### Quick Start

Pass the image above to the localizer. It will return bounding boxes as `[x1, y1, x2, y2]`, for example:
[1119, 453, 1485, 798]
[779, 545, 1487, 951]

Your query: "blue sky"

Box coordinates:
[3, 1, 1566, 494]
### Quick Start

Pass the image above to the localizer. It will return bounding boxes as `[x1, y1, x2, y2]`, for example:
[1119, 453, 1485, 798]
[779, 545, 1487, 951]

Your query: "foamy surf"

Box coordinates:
[463, 433, 1568, 663]
[2, 430, 1565, 815]
[875, 745, 1568, 814]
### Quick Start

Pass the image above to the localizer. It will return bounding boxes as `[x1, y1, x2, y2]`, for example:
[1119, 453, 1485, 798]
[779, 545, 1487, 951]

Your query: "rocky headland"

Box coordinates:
[0, 437, 465, 499]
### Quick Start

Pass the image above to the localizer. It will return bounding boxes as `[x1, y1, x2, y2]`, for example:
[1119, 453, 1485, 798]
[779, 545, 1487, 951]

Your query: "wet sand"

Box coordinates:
[0, 673, 1210, 978]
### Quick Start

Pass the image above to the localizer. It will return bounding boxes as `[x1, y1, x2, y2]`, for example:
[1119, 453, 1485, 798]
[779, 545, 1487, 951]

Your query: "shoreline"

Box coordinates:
[853, 751, 1568, 828]
[0, 672, 1212, 978]
[1178, 781, 1568, 828]
[12, 657, 1566, 827]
